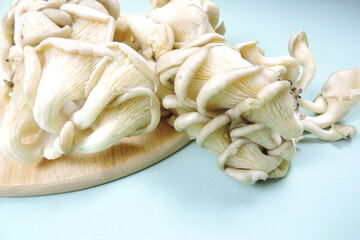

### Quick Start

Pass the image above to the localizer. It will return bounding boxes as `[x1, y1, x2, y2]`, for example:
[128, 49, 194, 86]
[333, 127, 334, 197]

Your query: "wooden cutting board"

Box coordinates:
[0, 100, 191, 197]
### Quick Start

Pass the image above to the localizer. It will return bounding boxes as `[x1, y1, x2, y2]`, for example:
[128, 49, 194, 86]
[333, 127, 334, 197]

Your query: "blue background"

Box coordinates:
[1, 0, 360, 239]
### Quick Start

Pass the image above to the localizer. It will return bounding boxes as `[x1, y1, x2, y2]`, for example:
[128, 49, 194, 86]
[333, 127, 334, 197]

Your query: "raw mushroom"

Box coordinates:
[150, 0, 170, 9]
[288, 30, 316, 91]
[20, 10, 72, 46]
[113, 15, 140, 51]
[3, 0, 67, 46]
[126, 15, 174, 60]
[74, 87, 161, 154]
[162, 94, 195, 126]
[149, 0, 224, 48]
[42, 8, 73, 27]
[196, 65, 276, 116]
[236, 40, 300, 83]
[175, 112, 231, 154]
[0, 48, 53, 164]
[230, 123, 282, 150]
[173, 43, 251, 108]
[303, 66, 360, 129]
[31, 37, 113, 134]
[70, 42, 158, 130]
[61, 2, 116, 44]
[217, 139, 283, 184]
[156, 47, 199, 90]
[235, 79, 304, 140]
[0, 25, 12, 102]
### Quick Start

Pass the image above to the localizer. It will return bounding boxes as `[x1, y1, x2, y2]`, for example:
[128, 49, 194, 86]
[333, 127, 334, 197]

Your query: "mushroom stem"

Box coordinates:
[302, 120, 356, 141]
[303, 98, 357, 129]
[224, 167, 268, 185]
[298, 95, 327, 114]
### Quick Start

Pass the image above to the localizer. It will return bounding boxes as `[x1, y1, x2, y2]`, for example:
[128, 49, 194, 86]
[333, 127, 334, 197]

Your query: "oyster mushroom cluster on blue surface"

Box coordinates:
[0, 0, 359, 184]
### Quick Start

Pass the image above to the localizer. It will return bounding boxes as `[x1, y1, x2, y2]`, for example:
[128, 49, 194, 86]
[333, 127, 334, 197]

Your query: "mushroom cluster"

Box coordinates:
[0, 0, 161, 164]
[152, 1, 360, 183]
[0, 0, 359, 184]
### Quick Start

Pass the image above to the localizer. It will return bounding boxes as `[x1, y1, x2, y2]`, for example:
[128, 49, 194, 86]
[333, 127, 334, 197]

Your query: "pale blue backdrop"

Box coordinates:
[1, 0, 360, 239]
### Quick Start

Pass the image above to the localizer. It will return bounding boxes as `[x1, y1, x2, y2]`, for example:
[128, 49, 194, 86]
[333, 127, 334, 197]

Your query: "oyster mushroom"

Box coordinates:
[236, 79, 304, 140]
[217, 139, 283, 184]
[150, 0, 170, 9]
[74, 87, 161, 154]
[302, 121, 356, 141]
[156, 47, 200, 89]
[126, 15, 174, 60]
[42, 8, 73, 27]
[60, 2, 116, 44]
[113, 14, 140, 50]
[149, 0, 223, 48]
[196, 65, 275, 116]
[174, 112, 231, 154]
[288, 30, 316, 91]
[303, 66, 360, 129]
[230, 123, 282, 150]
[70, 42, 158, 130]
[0, 25, 12, 102]
[4, 0, 67, 46]
[32, 37, 113, 134]
[0, 49, 52, 164]
[173, 43, 251, 108]
[236, 40, 300, 82]
[20, 10, 72, 46]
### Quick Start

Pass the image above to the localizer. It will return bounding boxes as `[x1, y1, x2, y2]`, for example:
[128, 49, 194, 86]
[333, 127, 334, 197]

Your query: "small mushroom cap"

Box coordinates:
[288, 30, 316, 91]
[304, 66, 360, 129]
[149, 0, 214, 45]
[236, 40, 300, 82]
[127, 15, 174, 59]
[230, 123, 282, 150]
[42, 8, 73, 27]
[322, 66, 360, 101]
[97, 0, 120, 19]
[20, 10, 72, 46]
[61, 3, 116, 44]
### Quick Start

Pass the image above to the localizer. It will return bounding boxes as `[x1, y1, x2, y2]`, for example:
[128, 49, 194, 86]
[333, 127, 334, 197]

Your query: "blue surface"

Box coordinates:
[1, 0, 360, 239]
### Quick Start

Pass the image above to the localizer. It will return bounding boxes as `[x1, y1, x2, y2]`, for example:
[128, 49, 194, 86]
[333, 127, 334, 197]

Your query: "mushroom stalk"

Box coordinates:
[302, 120, 356, 141]
[298, 95, 327, 114]
[303, 97, 358, 129]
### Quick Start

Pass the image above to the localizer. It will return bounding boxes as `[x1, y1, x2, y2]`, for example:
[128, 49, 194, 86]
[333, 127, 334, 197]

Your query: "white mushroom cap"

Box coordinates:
[230, 123, 282, 150]
[236, 40, 300, 82]
[127, 15, 174, 59]
[61, 3, 116, 44]
[174, 44, 251, 108]
[113, 15, 140, 50]
[156, 47, 199, 89]
[33, 37, 113, 134]
[42, 8, 73, 27]
[74, 88, 160, 154]
[288, 30, 316, 91]
[240, 81, 304, 140]
[71, 42, 158, 130]
[304, 66, 360, 128]
[0, 54, 52, 164]
[149, 0, 215, 47]
[20, 10, 72, 46]
[217, 139, 282, 184]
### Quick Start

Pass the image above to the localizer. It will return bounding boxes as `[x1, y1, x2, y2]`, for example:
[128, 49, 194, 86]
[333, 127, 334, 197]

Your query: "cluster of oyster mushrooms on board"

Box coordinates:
[0, 0, 359, 184]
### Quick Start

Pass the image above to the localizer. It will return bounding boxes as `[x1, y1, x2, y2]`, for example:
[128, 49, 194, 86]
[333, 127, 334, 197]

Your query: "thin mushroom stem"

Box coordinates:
[302, 120, 356, 141]
[303, 98, 357, 129]
[298, 95, 327, 114]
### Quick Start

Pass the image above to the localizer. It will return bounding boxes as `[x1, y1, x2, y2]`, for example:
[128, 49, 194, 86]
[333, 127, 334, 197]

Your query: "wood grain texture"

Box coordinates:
[0, 99, 191, 197]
